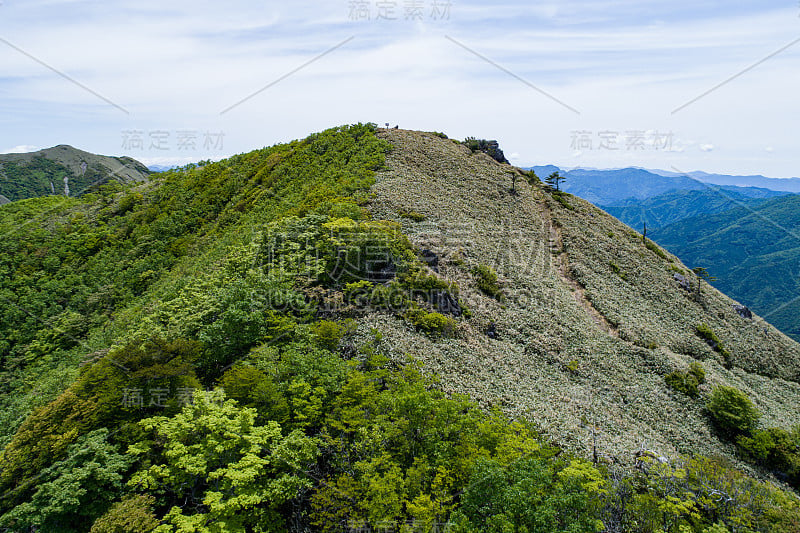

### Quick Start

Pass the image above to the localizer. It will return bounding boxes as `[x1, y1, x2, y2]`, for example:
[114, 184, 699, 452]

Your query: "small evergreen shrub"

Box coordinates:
[312, 320, 346, 351]
[696, 323, 732, 368]
[473, 264, 502, 299]
[524, 169, 540, 184]
[706, 385, 759, 437]
[398, 209, 426, 222]
[609, 261, 627, 281]
[665, 362, 706, 398]
[404, 307, 456, 337]
[551, 191, 573, 210]
[89, 495, 160, 533]
[737, 427, 800, 488]
[645, 239, 668, 260]
[343, 280, 373, 305]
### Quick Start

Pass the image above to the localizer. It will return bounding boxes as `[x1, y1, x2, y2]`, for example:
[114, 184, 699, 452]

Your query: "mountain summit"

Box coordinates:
[0, 145, 150, 203]
[372, 128, 800, 458]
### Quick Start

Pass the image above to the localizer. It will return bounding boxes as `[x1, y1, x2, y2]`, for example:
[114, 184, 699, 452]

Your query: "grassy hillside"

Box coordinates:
[0, 125, 798, 532]
[0, 145, 150, 202]
[652, 194, 800, 341]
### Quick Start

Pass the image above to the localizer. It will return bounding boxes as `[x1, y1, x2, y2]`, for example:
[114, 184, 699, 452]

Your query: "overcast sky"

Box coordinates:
[0, 0, 797, 177]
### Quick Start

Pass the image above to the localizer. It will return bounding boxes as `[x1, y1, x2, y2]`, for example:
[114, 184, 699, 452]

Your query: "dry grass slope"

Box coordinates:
[361, 128, 800, 471]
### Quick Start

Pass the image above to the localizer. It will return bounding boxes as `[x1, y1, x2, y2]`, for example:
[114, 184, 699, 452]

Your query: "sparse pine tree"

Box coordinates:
[692, 266, 716, 301]
[545, 171, 565, 191]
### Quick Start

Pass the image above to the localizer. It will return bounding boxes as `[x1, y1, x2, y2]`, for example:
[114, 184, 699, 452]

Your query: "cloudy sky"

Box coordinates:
[0, 0, 798, 176]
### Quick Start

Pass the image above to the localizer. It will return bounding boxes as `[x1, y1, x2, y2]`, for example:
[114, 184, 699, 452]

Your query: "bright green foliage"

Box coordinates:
[706, 385, 759, 437]
[0, 123, 390, 503]
[452, 456, 605, 532]
[90, 494, 160, 533]
[0, 428, 132, 532]
[311, 320, 351, 351]
[613, 454, 800, 533]
[405, 307, 457, 336]
[665, 362, 706, 398]
[473, 264, 501, 299]
[128, 390, 318, 533]
[309, 356, 544, 531]
[737, 426, 800, 489]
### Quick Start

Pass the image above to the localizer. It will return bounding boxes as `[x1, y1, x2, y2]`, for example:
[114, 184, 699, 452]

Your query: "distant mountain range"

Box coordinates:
[652, 195, 800, 341]
[0, 145, 150, 203]
[648, 168, 800, 193]
[603, 188, 787, 233]
[528, 164, 800, 341]
[529, 165, 795, 208]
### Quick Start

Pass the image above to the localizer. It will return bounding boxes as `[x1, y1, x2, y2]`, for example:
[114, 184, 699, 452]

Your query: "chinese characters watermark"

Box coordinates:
[347, 0, 452, 21]
[569, 130, 674, 151]
[122, 387, 196, 408]
[121, 130, 225, 151]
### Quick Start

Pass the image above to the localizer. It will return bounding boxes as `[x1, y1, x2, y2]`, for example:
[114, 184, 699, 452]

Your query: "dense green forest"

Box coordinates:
[602, 188, 785, 235]
[0, 124, 798, 532]
[652, 195, 800, 341]
[0, 147, 150, 202]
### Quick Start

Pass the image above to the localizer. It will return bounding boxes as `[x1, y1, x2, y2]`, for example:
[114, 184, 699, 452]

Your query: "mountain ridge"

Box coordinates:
[0, 125, 798, 531]
[0, 144, 150, 202]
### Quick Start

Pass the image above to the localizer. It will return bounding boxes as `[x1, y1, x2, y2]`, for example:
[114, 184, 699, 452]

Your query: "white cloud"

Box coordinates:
[699, 144, 715, 152]
[1, 145, 38, 154]
[0, 1, 797, 177]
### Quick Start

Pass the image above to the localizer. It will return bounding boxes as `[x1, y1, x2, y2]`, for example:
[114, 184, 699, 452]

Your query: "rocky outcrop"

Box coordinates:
[673, 273, 691, 292]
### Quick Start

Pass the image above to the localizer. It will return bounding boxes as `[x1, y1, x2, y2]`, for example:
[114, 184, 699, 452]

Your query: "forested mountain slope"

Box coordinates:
[0, 125, 798, 532]
[0, 145, 150, 202]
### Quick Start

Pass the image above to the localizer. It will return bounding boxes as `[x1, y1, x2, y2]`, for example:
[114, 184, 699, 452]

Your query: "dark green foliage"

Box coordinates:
[651, 194, 800, 342]
[696, 323, 732, 368]
[645, 238, 668, 260]
[452, 457, 605, 532]
[473, 263, 502, 299]
[706, 385, 760, 437]
[0, 428, 132, 532]
[399, 208, 426, 222]
[219, 365, 290, 425]
[524, 169, 540, 184]
[665, 361, 706, 398]
[545, 171, 565, 191]
[552, 190, 573, 210]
